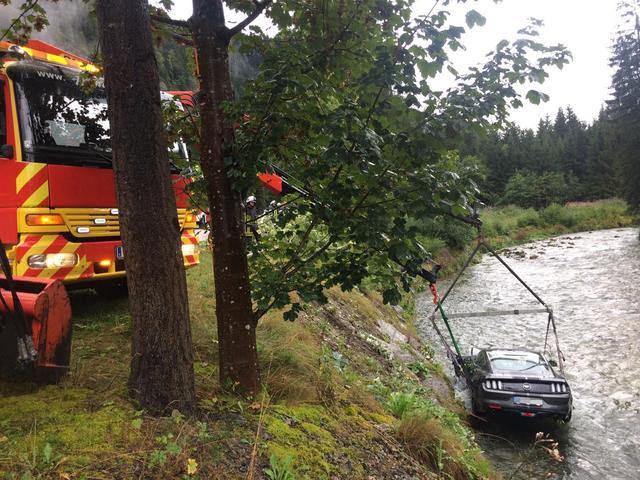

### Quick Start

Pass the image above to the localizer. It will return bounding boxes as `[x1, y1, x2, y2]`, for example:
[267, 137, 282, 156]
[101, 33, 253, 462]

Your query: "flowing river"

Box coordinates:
[417, 228, 640, 479]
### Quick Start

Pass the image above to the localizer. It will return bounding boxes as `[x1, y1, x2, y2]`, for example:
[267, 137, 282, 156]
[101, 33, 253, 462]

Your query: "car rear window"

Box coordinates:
[490, 353, 550, 374]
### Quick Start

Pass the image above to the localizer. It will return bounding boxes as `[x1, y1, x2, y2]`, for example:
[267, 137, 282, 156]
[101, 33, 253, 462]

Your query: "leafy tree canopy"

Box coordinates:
[187, 0, 571, 319]
[608, 0, 640, 209]
[2, 0, 572, 317]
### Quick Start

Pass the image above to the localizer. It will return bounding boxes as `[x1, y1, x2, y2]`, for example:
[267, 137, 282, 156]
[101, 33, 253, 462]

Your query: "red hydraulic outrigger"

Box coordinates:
[0, 242, 72, 383]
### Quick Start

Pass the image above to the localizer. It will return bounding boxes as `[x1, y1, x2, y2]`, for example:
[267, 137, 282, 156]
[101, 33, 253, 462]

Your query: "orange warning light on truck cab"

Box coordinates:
[25, 214, 64, 226]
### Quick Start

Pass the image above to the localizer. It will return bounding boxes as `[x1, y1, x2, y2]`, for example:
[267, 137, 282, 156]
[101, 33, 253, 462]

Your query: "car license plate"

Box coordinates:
[513, 396, 543, 407]
[116, 246, 124, 260]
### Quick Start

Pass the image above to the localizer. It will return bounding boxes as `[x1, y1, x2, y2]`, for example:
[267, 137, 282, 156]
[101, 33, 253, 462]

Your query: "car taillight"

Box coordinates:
[484, 380, 503, 390]
[551, 382, 568, 393]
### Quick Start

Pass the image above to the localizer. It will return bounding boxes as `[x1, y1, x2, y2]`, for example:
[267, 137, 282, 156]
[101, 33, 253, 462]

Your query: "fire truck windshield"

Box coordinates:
[11, 63, 112, 166]
[9, 62, 189, 171]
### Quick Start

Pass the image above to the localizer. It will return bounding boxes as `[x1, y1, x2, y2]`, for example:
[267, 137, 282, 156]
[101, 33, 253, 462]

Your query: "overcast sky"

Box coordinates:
[169, 0, 621, 130]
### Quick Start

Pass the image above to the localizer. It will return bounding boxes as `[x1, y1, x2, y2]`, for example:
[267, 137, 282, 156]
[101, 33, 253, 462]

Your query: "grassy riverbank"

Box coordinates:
[481, 199, 636, 247]
[0, 254, 493, 480]
[427, 199, 636, 275]
[2, 200, 631, 479]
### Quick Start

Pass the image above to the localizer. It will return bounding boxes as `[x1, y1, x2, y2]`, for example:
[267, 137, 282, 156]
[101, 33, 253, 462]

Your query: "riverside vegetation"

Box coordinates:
[418, 199, 635, 276]
[0, 253, 492, 480]
[0, 200, 635, 479]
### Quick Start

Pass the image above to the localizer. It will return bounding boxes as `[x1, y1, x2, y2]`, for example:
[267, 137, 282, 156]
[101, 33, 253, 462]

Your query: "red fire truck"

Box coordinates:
[0, 40, 199, 292]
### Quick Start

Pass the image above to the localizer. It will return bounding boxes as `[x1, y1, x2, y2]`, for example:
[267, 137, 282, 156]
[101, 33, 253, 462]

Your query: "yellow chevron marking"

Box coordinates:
[22, 181, 49, 207]
[15, 235, 58, 275]
[16, 163, 46, 194]
[63, 255, 89, 281]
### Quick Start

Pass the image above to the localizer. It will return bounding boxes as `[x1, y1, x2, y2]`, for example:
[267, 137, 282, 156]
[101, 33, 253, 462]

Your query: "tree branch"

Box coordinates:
[253, 234, 336, 321]
[253, 296, 279, 321]
[350, 163, 393, 215]
[286, 235, 336, 278]
[227, 0, 273, 38]
[150, 14, 190, 30]
[0, 0, 40, 43]
[167, 30, 194, 47]
[281, 217, 320, 275]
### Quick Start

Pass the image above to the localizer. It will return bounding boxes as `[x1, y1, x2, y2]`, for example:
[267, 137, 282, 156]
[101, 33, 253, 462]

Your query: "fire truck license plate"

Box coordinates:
[116, 246, 124, 260]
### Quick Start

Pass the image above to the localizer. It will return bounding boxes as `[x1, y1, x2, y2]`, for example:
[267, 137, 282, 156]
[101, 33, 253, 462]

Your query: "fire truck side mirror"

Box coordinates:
[0, 144, 13, 159]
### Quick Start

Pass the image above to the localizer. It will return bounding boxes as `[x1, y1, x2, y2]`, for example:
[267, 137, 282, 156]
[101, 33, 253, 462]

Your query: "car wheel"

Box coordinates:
[562, 408, 572, 423]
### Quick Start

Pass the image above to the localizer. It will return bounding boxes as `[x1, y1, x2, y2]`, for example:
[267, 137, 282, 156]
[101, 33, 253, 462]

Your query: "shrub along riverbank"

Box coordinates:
[423, 199, 636, 276]
[481, 199, 635, 247]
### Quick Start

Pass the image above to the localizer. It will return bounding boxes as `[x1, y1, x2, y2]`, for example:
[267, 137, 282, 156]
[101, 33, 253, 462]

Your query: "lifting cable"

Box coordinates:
[427, 231, 566, 383]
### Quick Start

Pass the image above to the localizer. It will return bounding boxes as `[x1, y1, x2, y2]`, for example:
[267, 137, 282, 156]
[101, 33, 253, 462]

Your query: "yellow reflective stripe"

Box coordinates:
[15, 235, 58, 275]
[16, 163, 46, 194]
[46, 53, 68, 64]
[22, 181, 49, 207]
[62, 255, 88, 281]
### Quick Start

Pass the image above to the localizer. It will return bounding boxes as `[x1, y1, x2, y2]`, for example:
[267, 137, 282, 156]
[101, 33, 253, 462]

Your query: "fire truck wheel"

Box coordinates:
[94, 281, 129, 299]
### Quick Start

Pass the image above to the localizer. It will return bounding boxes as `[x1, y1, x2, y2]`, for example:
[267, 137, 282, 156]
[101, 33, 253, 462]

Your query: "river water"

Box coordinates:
[416, 228, 640, 479]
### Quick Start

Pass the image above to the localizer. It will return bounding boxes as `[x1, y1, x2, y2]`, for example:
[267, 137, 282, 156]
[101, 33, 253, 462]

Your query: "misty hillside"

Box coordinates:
[1, 3, 196, 90]
[0, 3, 264, 93]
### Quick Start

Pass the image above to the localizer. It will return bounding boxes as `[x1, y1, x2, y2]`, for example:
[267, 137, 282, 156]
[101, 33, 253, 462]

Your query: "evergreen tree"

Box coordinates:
[554, 107, 568, 138]
[459, 99, 618, 207]
[562, 106, 589, 189]
[608, 0, 640, 209]
[585, 110, 617, 199]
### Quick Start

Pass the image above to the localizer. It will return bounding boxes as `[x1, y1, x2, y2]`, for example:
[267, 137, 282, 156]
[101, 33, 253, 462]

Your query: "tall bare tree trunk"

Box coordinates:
[190, 0, 260, 394]
[96, 0, 196, 414]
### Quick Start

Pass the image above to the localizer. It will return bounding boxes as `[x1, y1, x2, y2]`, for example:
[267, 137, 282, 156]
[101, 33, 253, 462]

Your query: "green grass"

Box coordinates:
[7, 198, 628, 479]
[480, 198, 635, 248]
[417, 199, 637, 274]
[0, 253, 492, 479]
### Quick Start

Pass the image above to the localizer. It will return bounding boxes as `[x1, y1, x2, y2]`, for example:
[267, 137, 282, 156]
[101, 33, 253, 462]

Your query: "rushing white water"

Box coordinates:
[417, 228, 640, 480]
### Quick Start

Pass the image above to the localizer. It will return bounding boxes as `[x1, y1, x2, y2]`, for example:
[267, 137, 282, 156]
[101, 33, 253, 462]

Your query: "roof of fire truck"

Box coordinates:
[0, 39, 100, 74]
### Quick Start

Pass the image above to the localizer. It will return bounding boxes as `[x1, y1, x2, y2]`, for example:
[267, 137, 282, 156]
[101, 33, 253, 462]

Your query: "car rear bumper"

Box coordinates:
[477, 390, 572, 418]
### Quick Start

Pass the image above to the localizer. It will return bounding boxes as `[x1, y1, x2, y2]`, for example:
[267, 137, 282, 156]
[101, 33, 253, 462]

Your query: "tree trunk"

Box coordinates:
[190, 0, 260, 394]
[96, 0, 196, 414]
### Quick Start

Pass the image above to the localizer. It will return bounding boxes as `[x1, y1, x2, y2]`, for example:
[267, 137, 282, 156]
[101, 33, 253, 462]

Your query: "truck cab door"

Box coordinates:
[0, 76, 19, 245]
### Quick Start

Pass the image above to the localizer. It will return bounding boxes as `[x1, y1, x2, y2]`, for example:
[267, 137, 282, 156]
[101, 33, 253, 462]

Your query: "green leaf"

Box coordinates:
[417, 60, 440, 79]
[526, 89, 542, 104]
[496, 39, 509, 51]
[150, 450, 167, 466]
[465, 10, 486, 29]
[382, 287, 402, 305]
